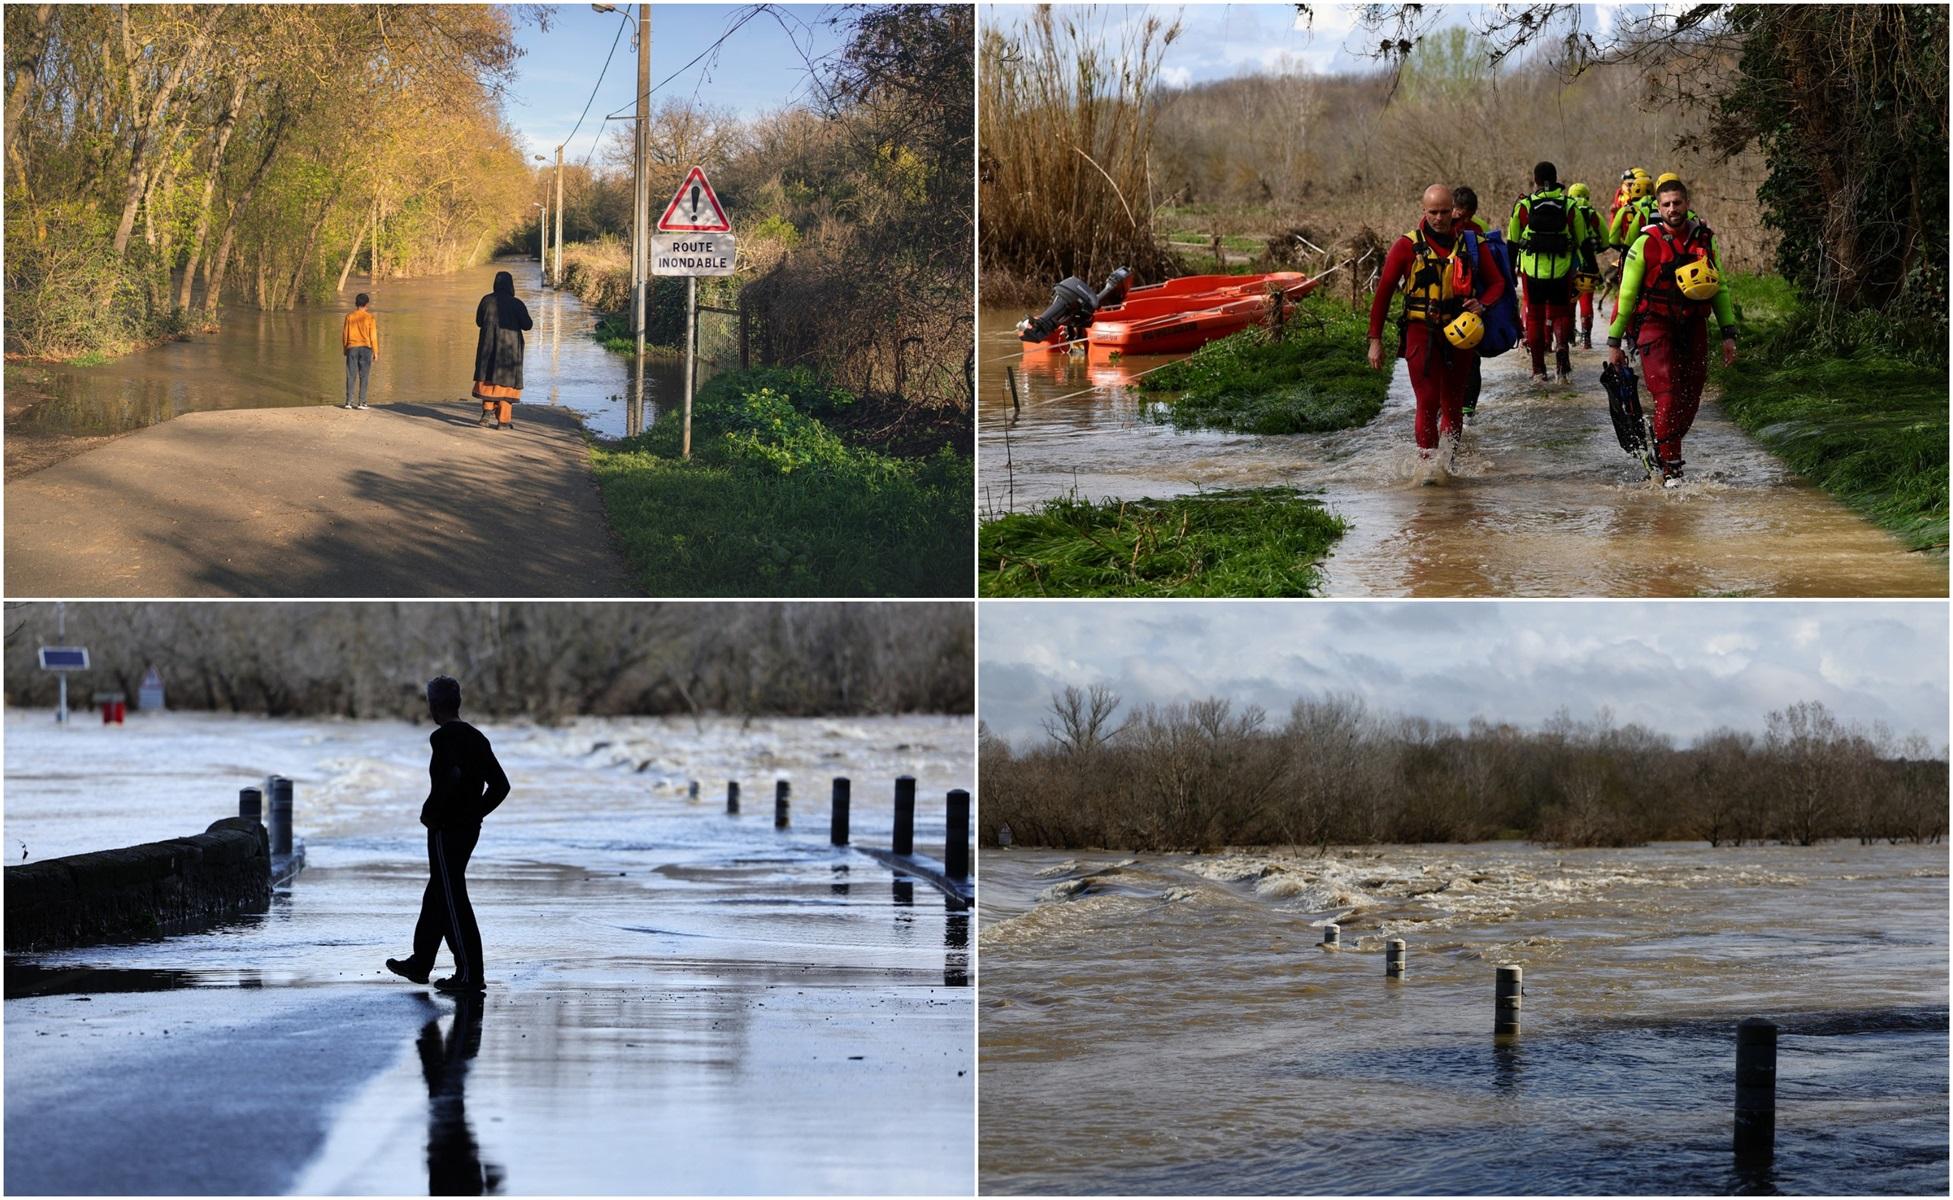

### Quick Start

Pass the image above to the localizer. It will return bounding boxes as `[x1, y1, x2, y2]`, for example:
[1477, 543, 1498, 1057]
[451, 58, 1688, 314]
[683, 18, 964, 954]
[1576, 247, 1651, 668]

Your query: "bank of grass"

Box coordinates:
[1713, 274, 1947, 552]
[1136, 294, 1386, 434]
[590, 367, 973, 596]
[980, 487, 1346, 597]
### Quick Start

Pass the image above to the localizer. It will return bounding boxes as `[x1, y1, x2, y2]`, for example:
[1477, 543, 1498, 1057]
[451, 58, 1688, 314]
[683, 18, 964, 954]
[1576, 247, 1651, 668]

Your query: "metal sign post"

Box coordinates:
[653, 164, 735, 461]
[38, 646, 89, 725]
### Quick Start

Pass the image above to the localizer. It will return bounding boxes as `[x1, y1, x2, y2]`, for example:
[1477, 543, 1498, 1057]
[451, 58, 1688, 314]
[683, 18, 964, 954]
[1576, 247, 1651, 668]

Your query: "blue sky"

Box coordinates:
[979, 601, 1950, 750]
[980, 3, 1676, 88]
[502, 3, 850, 164]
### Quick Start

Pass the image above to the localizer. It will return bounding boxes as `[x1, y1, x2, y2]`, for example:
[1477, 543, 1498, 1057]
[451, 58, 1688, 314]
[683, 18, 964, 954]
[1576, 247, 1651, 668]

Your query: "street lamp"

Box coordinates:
[534, 156, 550, 285]
[532, 201, 546, 272]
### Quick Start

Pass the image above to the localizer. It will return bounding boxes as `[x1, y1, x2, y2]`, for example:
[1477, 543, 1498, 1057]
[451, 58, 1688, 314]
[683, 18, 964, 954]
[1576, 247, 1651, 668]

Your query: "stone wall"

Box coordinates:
[4, 817, 271, 951]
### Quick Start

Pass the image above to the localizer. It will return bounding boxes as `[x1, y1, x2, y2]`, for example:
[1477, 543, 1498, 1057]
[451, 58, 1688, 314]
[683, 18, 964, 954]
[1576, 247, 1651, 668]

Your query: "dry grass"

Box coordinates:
[979, 7, 1181, 286]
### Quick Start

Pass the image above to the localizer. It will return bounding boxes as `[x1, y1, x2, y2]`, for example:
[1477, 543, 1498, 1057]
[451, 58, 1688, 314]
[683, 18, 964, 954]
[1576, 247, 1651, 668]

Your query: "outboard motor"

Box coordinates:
[1017, 275, 1100, 343]
[1095, 266, 1132, 309]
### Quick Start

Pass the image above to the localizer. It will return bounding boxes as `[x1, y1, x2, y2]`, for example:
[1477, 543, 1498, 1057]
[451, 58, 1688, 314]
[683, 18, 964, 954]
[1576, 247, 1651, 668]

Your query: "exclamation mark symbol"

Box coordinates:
[690, 183, 701, 222]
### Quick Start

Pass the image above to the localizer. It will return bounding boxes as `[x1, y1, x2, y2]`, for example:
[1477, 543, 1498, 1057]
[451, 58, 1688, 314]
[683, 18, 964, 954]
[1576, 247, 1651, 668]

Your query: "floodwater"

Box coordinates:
[979, 843, 1949, 1196]
[978, 309, 1947, 597]
[4, 711, 973, 1194]
[5, 257, 692, 470]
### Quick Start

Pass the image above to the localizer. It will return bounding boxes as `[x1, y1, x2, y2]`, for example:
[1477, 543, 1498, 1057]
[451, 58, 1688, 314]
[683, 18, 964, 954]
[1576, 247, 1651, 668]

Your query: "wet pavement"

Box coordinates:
[979, 309, 1947, 597]
[4, 712, 974, 1194]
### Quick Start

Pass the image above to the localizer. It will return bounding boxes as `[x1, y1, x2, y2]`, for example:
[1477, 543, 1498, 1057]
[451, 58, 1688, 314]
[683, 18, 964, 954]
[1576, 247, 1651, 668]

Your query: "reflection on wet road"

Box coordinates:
[979, 309, 1946, 596]
[4, 712, 974, 1195]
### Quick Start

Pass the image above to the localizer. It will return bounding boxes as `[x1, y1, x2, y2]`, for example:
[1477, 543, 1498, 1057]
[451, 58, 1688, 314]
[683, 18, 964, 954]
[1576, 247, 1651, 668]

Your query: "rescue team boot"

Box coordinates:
[1580, 324, 1594, 350]
[1556, 343, 1573, 382]
[1659, 457, 1685, 489]
[1462, 405, 1477, 429]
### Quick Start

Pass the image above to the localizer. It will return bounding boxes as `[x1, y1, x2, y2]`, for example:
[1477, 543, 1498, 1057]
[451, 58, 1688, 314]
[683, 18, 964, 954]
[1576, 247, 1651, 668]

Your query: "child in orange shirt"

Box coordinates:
[342, 293, 378, 409]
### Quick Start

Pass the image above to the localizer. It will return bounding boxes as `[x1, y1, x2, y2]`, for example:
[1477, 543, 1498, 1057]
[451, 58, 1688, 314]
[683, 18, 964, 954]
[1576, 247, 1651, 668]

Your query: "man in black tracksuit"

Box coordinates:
[387, 676, 510, 994]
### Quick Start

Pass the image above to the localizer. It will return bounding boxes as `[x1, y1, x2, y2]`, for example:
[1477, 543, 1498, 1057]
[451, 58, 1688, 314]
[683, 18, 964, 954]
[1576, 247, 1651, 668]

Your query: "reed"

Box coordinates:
[979, 7, 1180, 287]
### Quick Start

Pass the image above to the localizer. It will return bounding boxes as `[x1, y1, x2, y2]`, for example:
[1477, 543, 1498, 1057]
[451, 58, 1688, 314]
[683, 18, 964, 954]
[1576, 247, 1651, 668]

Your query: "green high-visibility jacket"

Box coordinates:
[1505, 186, 1593, 280]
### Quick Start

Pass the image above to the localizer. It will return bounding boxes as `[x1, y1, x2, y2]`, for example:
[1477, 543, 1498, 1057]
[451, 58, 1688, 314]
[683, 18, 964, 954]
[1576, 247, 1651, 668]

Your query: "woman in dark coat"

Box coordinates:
[473, 270, 534, 428]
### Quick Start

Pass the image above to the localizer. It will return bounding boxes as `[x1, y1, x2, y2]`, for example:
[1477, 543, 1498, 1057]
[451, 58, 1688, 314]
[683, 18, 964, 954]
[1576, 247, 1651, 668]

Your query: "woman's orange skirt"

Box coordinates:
[472, 380, 521, 400]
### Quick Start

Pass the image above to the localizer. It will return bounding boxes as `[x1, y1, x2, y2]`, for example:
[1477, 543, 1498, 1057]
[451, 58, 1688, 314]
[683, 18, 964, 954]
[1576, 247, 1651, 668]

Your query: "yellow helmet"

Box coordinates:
[1569, 182, 1591, 200]
[1444, 310, 1485, 350]
[1655, 171, 1682, 187]
[1632, 167, 1651, 180]
[1624, 175, 1652, 200]
[1574, 271, 1600, 296]
[1620, 167, 1638, 182]
[1675, 258, 1720, 301]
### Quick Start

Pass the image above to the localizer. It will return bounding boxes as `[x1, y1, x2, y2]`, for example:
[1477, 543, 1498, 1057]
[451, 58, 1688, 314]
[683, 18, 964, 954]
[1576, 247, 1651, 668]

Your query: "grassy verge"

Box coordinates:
[590, 367, 973, 596]
[1136, 294, 1386, 434]
[979, 487, 1346, 597]
[1712, 274, 1947, 552]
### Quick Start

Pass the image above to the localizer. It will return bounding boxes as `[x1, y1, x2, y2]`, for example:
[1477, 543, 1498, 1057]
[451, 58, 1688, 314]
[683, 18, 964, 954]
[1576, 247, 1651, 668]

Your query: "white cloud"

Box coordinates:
[1160, 65, 1193, 88]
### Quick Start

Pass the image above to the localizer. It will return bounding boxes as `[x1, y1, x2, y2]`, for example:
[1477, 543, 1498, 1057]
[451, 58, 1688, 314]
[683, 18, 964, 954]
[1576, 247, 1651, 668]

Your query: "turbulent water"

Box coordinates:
[5, 258, 694, 469]
[978, 309, 1947, 597]
[979, 842, 1949, 1196]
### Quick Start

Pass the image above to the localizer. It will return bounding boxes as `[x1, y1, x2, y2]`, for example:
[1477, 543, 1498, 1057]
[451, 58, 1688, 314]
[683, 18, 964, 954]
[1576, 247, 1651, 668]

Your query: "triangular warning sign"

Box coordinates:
[656, 166, 731, 233]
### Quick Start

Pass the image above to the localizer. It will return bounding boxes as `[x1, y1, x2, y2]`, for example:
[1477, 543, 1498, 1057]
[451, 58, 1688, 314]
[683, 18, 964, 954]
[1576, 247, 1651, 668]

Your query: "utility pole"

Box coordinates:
[633, 2, 650, 375]
[554, 143, 565, 287]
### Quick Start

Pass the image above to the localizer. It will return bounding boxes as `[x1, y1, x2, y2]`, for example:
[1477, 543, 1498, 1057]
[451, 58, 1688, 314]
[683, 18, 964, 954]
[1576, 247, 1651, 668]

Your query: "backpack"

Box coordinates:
[1523, 189, 1571, 256]
[1460, 228, 1524, 358]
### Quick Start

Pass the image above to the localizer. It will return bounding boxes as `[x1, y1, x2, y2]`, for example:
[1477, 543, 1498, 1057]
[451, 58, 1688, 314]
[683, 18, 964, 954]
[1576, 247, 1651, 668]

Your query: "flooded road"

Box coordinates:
[979, 842, 1948, 1196]
[6, 258, 690, 474]
[4, 710, 973, 1194]
[979, 310, 1946, 596]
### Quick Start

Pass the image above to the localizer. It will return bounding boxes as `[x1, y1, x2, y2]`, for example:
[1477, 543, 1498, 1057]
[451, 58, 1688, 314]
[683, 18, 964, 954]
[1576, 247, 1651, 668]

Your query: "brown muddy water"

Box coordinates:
[978, 843, 1948, 1195]
[6, 258, 691, 474]
[978, 310, 1946, 596]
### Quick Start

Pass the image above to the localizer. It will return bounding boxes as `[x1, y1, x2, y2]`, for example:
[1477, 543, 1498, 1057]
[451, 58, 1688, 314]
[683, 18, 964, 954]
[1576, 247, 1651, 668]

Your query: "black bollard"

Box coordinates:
[1734, 1018, 1778, 1160]
[239, 787, 263, 825]
[946, 789, 970, 880]
[268, 776, 293, 856]
[830, 778, 850, 846]
[727, 781, 740, 814]
[687, 779, 699, 802]
[774, 780, 790, 829]
[1495, 965, 1523, 1037]
[893, 775, 916, 855]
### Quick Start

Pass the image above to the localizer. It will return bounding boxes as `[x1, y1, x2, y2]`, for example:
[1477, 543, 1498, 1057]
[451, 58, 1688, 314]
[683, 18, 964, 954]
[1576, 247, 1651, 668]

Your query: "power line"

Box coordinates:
[598, 5, 765, 123]
[561, 11, 631, 159]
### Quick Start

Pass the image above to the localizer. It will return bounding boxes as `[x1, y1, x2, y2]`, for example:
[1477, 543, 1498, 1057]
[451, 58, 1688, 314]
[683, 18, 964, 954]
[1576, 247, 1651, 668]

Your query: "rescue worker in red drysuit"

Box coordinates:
[1367, 184, 1508, 456]
[1608, 178, 1738, 486]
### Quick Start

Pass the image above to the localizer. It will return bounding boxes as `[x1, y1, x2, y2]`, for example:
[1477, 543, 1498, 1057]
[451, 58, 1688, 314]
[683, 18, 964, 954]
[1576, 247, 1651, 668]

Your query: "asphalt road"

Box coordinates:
[3, 401, 636, 597]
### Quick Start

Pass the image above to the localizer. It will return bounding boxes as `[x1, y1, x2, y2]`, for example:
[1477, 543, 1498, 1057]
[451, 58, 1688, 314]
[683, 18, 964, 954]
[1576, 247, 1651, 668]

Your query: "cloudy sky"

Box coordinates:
[980, 602, 1949, 749]
[981, 3, 1670, 87]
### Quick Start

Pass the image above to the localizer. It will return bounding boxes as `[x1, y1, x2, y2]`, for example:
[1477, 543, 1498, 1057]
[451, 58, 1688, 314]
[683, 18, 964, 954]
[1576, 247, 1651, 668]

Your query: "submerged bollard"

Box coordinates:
[1321, 922, 1340, 948]
[893, 775, 916, 855]
[1386, 939, 1406, 978]
[774, 780, 790, 828]
[688, 780, 699, 802]
[726, 781, 740, 814]
[946, 789, 970, 880]
[830, 778, 850, 846]
[239, 787, 263, 825]
[268, 776, 293, 856]
[1734, 1018, 1778, 1159]
[1495, 965, 1523, 1036]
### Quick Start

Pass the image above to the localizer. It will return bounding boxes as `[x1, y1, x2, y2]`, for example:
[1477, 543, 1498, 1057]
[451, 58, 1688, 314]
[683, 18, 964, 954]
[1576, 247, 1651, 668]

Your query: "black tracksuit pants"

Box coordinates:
[409, 825, 484, 982]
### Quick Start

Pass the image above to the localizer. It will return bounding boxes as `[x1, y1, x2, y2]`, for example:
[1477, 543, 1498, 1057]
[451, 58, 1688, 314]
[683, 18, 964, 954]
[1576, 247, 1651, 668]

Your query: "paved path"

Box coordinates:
[5, 402, 637, 596]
